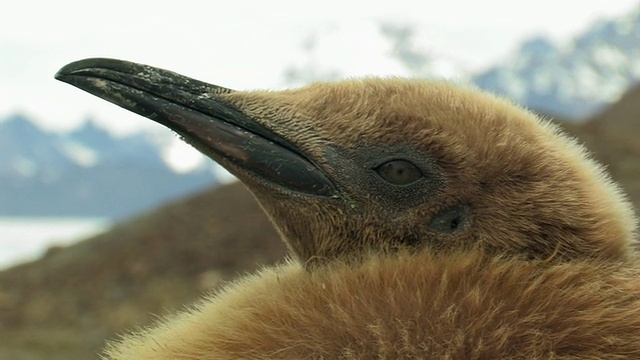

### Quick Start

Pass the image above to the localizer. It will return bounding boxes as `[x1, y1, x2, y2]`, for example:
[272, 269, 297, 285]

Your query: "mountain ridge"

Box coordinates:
[471, 5, 640, 119]
[0, 114, 219, 218]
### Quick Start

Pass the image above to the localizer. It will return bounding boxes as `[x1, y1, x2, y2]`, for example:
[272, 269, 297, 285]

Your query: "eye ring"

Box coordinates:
[374, 159, 423, 185]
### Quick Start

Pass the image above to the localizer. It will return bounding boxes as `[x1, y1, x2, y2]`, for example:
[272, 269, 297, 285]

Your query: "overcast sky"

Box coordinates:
[2, 0, 639, 135]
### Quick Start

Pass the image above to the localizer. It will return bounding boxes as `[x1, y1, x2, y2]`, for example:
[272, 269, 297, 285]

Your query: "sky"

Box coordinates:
[2, 0, 639, 136]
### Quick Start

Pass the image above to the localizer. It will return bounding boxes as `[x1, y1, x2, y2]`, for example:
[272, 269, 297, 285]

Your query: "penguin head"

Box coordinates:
[56, 59, 638, 266]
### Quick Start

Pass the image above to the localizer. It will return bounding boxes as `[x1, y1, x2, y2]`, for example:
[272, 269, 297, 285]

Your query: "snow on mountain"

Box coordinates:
[0, 114, 75, 178]
[59, 140, 99, 167]
[0, 114, 219, 218]
[161, 137, 209, 174]
[472, 5, 640, 119]
[283, 7, 640, 120]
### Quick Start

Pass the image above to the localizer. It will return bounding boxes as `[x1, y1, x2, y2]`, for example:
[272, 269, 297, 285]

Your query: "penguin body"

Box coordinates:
[54, 59, 639, 359]
[106, 251, 640, 359]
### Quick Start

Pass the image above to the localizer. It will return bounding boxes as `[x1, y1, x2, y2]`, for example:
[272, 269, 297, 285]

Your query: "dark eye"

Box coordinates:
[375, 160, 422, 185]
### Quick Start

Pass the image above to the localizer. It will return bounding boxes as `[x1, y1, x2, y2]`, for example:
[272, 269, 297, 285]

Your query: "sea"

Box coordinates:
[0, 217, 111, 270]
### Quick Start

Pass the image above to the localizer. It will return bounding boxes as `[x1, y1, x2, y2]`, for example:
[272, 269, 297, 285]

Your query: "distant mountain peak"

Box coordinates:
[73, 118, 108, 134]
[0, 114, 219, 218]
[520, 36, 557, 53]
[69, 119, 114, 146]
[472, 6, 640, 120]
[2, 113, 43, 135]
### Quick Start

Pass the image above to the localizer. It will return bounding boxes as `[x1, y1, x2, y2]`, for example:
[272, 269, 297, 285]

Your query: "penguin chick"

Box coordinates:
[55, 59, 638, 266]
[55, 59, 639, 359]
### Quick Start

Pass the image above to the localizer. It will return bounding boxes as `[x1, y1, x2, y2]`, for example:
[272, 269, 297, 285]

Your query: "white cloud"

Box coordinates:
[161, 138, 206, 174]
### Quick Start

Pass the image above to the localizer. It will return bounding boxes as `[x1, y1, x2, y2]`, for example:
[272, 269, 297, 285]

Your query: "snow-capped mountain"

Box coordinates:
[0, 114, 220, 218]
[473, 6, 640, 119]
[284, 6, 640, 120]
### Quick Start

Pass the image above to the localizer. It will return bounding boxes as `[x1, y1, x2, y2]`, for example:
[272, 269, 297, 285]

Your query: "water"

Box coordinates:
[0, 217, 111, 270]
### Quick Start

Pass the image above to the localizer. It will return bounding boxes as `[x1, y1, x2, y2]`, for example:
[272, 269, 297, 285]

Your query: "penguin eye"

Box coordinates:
[375, 160, 422, 185]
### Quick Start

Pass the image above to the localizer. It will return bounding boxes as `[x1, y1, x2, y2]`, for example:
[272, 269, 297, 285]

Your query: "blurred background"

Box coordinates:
[1, 0, 639, 358]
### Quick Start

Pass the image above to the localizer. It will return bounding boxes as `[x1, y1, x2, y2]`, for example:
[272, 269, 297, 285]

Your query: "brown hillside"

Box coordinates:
[591, 84, 640, 133]
[0, 182, 285, 359]
[559, 85, 640, 208]
[0, 86, 638, 360]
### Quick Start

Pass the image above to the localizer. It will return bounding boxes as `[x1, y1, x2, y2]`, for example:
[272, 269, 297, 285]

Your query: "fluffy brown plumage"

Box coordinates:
[54, 59, 639, 359]
[220, 80, 636, 263]
[106, 251, 640, 359]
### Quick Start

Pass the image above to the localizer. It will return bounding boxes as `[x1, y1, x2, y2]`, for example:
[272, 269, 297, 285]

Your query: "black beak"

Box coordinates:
[55, 58, 337, 198]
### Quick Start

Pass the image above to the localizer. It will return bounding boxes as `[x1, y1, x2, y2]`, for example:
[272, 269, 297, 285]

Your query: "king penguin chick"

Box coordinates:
[55, 58, 639, 359]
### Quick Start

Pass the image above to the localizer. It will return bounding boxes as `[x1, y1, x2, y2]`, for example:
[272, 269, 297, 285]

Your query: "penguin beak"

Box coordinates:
[55, 58, 337, 198]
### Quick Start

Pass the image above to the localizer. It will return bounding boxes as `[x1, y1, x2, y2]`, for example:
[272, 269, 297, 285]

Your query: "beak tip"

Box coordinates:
[54, 59, 90, 82]
[54, 58, 121, 82]
[54, 69, 66, 82]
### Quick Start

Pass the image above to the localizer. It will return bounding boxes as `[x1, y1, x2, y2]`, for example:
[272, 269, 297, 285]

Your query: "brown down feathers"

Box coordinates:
[102, 79, 639, 359]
